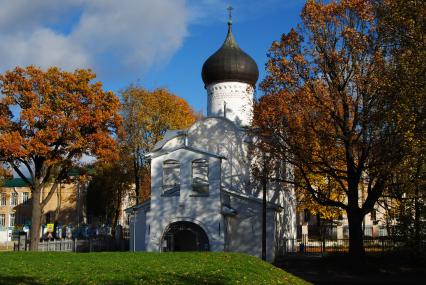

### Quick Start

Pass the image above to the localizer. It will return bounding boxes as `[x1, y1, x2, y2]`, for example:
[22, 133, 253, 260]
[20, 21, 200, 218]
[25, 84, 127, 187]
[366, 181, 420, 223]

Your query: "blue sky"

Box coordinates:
[0, 0, 305, 113]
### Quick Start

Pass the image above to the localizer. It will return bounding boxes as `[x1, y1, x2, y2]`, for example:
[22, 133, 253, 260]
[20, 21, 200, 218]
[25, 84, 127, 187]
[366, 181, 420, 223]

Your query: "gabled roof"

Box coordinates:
[152, 130, 186, 152]
[221, 188, 283, 211]
[124, 199, 151, 213]
[146, 145, 226, 160]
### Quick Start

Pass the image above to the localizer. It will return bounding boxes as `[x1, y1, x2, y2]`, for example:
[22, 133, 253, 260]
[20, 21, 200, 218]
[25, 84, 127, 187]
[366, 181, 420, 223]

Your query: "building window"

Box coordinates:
[0, 214, 5, 227]
[364, 226, 373, 237]
[162, 160, 180, 196]
[22, 192, 30, 205]
[191, 159, 209, 195]
[343, 226, 349, 238]
[303, 209, 310, 223]
[9, 213, 15, 227]
[0, 193, 6, 206]
[370, 209, 376, 221]
[10, 193, 18, 206]
[379, 226, 388, 237]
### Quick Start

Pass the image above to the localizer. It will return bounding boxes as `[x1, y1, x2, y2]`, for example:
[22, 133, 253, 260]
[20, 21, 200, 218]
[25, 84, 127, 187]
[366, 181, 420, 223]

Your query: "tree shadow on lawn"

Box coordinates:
[0, 276, 42, 285]
[104, 274, 228, 285]
[275, 253, 426, 285]
[0, 273, 229, 285]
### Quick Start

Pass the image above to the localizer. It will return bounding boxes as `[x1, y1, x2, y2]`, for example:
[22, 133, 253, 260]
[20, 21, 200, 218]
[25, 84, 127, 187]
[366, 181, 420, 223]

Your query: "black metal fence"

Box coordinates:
[14, 238, 129, 252]
[280, 235, 401, 256]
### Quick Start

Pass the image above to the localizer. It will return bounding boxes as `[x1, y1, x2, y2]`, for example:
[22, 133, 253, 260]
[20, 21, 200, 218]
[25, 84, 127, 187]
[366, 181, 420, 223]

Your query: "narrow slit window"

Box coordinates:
[192, 159, 209, 195]
[162, 160, 181, 196]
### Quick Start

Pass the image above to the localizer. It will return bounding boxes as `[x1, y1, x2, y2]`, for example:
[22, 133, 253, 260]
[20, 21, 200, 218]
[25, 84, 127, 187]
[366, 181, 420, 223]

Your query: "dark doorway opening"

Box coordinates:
[162, 221, 210, 252]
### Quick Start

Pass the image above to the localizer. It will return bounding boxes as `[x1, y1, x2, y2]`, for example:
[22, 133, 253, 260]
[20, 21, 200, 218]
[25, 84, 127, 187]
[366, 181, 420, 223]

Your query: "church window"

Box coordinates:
[191, 159, 209, 195]
[162, 160, 181, 196]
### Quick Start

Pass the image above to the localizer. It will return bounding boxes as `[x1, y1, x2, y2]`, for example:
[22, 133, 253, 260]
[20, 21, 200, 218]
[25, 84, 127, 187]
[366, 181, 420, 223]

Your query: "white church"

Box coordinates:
[126, 17, 296, 262]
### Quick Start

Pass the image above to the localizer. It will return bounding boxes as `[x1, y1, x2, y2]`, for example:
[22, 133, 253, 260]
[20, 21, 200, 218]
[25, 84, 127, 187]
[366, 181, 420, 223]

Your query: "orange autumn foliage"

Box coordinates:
[254, 0, 405, 258]
[0, 66, 122, 250]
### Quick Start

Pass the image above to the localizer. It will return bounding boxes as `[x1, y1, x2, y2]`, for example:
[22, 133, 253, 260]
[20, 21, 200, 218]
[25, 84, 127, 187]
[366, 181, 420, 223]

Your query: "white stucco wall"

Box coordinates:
[188, 117, 251, 195]
[129, 208, 147, 251]
[224, 195, 277, 262]
[146, 147, 225, 252]
[206, 82, 254, 126]
[129, 116, 296, 262]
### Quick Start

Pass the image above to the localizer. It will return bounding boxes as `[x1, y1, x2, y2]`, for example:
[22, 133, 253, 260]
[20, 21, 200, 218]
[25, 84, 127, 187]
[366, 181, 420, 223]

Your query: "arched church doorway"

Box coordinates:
[162, 221, 210, 252]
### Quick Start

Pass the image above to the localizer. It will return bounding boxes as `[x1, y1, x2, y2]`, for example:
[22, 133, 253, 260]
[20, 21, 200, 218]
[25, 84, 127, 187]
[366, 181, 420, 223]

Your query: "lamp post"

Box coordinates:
[132, 207, 137, 252]
[127, 194, 138, 252]
[261, 152, 268, 261]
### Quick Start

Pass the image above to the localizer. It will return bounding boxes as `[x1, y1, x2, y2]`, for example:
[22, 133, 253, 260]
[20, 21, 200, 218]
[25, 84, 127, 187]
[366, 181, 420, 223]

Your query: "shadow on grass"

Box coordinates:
[173, 274, 228, 285]
[275, 253, 426, 285]
[0, 273, 229, 285]
[0, 276, 42, 285]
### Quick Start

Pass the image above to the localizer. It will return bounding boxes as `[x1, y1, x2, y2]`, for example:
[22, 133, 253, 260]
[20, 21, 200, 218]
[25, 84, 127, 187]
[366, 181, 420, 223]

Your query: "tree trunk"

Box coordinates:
[111, 197, 122, 240]
[347, 207, 365, 260]
[262, 159, 267, 261]
[414, 183, 420, 248]
[30, 188, 42, 251]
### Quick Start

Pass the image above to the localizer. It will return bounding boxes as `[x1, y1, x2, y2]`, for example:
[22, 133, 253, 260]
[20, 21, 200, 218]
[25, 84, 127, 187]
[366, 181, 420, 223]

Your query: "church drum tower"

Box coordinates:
[201, 11, 259, 126]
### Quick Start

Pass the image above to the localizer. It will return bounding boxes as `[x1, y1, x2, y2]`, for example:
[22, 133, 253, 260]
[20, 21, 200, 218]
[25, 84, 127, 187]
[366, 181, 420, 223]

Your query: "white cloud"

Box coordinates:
[0, 0, 189, 83]
[0, 28, 89, 70]
[0, 0, 295, 83]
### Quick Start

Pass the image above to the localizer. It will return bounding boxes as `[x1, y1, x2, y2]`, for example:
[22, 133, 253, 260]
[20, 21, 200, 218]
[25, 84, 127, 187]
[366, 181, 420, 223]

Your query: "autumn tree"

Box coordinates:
[253, 0, 405, 259]
[375, 0, 426, 248]
[120, 86, 197, 203]
[0, 66, 122, 250]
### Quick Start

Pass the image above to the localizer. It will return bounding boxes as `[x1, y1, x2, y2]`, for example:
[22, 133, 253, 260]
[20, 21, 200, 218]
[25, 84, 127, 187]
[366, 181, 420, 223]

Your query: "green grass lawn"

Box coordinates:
[0, 252, 310, 285]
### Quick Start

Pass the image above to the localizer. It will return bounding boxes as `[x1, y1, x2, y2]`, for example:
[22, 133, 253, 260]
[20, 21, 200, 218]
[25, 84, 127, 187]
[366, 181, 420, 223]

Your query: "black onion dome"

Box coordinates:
[202, 22, 259, 87]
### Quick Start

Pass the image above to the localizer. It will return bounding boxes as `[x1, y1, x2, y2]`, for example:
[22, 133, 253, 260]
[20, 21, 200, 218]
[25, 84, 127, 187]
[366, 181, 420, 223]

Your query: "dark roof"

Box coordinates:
[201, 22, 259, 87]
[3, 178, 30, 188]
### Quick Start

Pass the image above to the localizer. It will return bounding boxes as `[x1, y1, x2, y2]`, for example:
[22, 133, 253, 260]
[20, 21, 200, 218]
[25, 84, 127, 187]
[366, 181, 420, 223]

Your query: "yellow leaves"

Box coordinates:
[303, 0, 374, 27]
[121, 86, 196, 151]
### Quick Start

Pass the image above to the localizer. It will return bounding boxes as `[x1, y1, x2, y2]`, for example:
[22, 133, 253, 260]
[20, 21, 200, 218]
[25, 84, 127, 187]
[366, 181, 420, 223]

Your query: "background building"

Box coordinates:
[0, 177, 87, 244]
